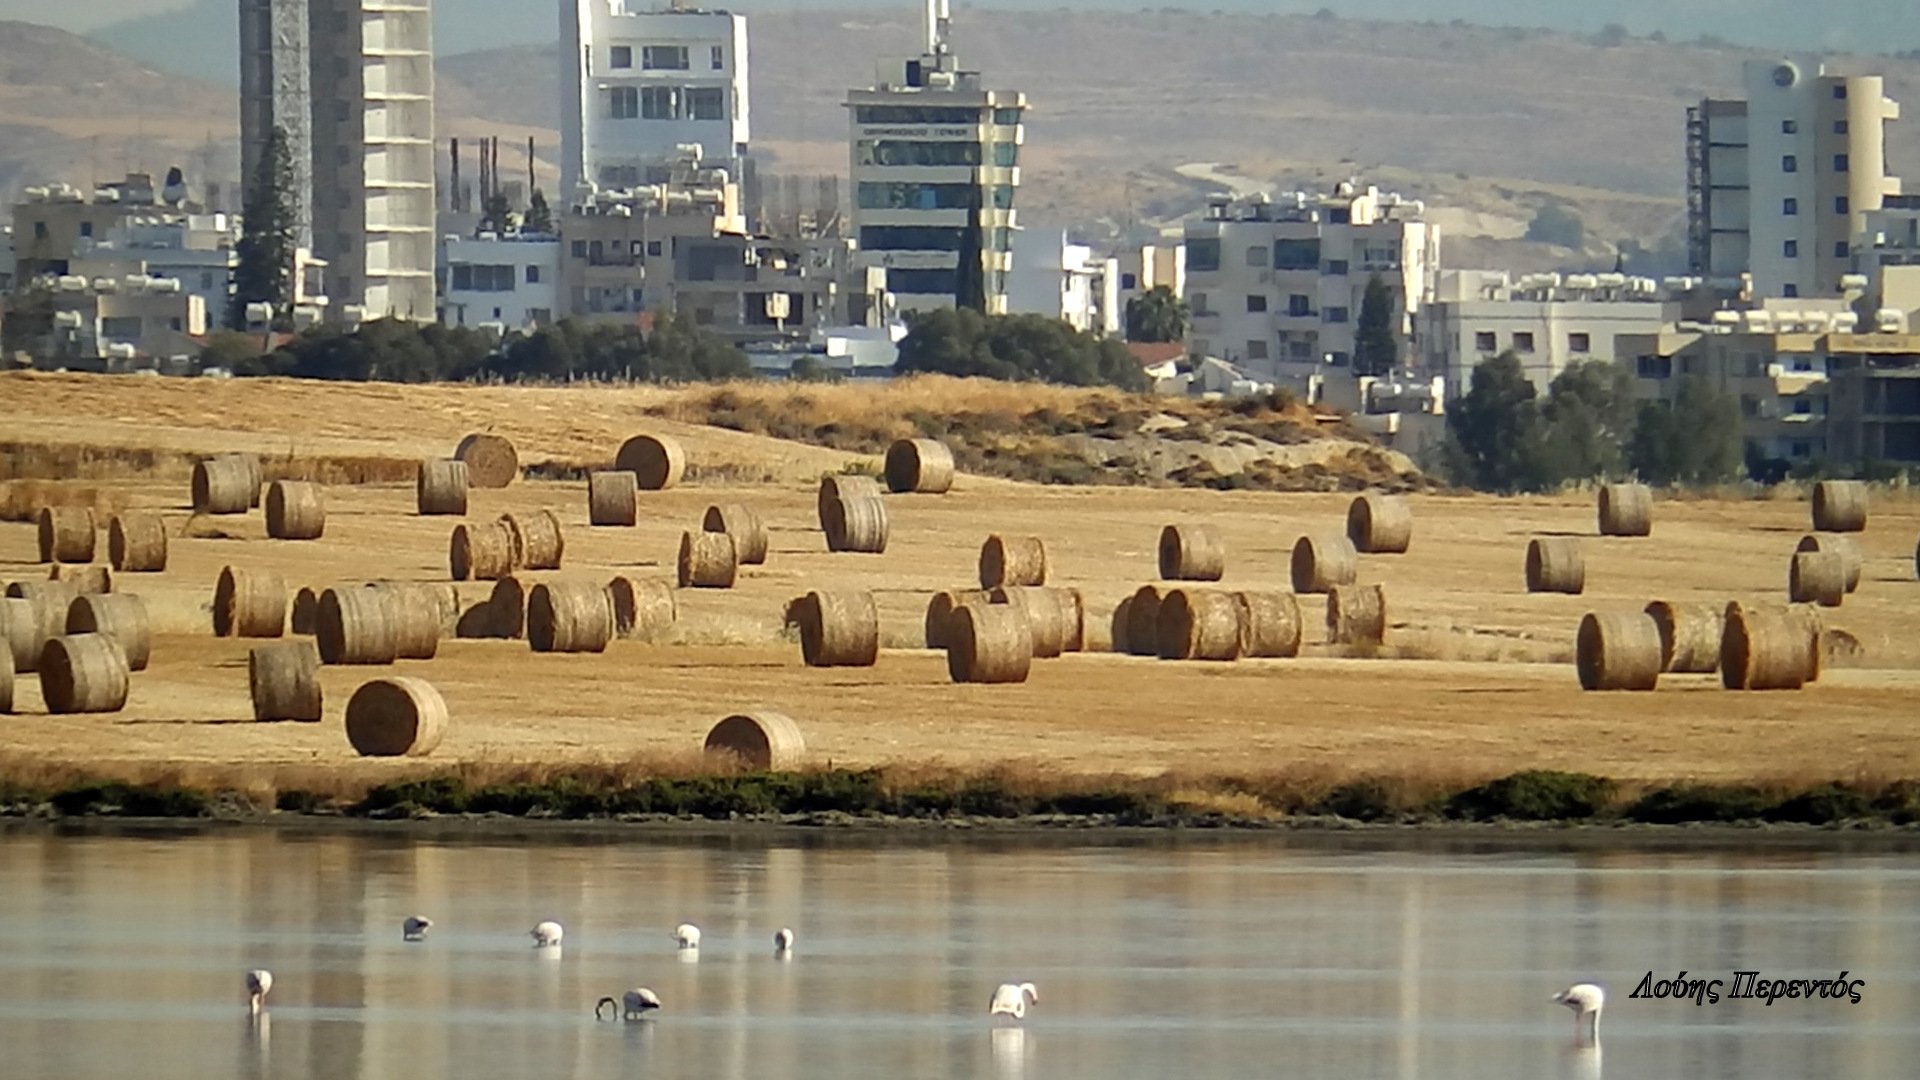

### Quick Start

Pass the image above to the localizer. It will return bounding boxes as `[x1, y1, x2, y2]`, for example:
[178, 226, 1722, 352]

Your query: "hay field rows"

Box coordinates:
[2, 373, 1918, 787]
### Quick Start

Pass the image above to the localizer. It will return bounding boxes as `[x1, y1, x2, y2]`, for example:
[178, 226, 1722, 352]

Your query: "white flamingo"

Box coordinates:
[773, 927, 794, 953]
[1552, 983, 1605, 1045]
[530, 921, 564, 948]
[402, 916, 432, 941]
[989, 982, 1039, 1020]
[246, 969, 273, 1014]
[673, 923, 701, 949]
[596, 987, 662, 1020]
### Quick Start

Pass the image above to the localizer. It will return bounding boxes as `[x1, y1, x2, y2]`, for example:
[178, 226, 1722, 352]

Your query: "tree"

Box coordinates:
[1628, 375, 1743, 485]
[895, 308, 1146, 392]
[523, 188, 554, 235]
[1539, 360, 1635, 483]
[229, 125, 298, 330]
[1445, 350, 1553, 493]
[789, 355, 836, 383]
[1124, 285, 1189, 343]
[1352, 273, 1399, 377]
[480, 191, 515, 235]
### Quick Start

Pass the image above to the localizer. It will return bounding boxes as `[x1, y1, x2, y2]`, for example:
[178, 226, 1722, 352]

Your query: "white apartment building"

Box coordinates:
[1420, 270, 1686, 396]
[1856, 194, 1920, 330]
[1006, 229, 1118, 336]
[562, 2, 750, 196]
[845, 0, 1026, 315]
[1687, 59, 1903, 300]
[1181, 183, 1439, 380]
[1115, 241, 1186, 332]
[69, 213, 240, 322]
[438, 234, 560, 330]
[42, 274, 209, 368]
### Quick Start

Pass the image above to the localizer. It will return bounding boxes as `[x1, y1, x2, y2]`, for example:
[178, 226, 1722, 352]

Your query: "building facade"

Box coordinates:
[1420, 270, 1685, 396]
[1006, 229, 1118, 336]
[71, 213, 240, 321]
[438, 234, 559, 329]
[1115, 241, 1186, 335]
[238, 0, 314, 248]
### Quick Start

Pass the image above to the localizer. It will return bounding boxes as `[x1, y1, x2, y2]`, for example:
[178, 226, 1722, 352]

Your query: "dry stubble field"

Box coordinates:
[2, 373, 1918, 789]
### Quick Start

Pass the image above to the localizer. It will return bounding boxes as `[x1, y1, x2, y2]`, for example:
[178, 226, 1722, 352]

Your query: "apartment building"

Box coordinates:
[68, 213, 240, 322]
[1420, 270, 1686, 396]
[1006, 229, 1119, 336]
[438, 233, 560, 329]
[1114, 241, 1186, 333]
[238, 0, 314, 248]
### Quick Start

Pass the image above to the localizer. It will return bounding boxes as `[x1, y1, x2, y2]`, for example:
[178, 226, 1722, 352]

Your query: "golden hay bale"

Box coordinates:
[1789, 550, 1846, 608]
[1720, 602, 1820, 691]
[926, 589, 993, 649]
[1158, 524, 1226, 581]
[500, 510, 565, 570]
[1327, 583, 1388, 646]
[705, 711, 806, 770]
[487, 576, 532, 639]
[1109, 595, 1134, 655]
[191, 454, 258, 514]
[449, 520, 517, 581]
[1796, 534, 1861, 594]
[364, 583, 444, 660]
[884, 438, 956, 494]
[38, 633, 129, 714]
[606, 576, 677, 640]
[37, 506, 97, 564]
[823, 495, 889, 553]
[945, 603, 1033, 684]
[1155, 588, 1241, 661]
[587, 471, 638, 527]
[315, 587, 399, 665]
[990, 585, 1067, 659]
[416, 458, 469, 516]
[108, 513, 167, 572]
[249, 640, 322, 722]
[291, 586, 319, 635]
[5, 582, 80, 672]
[1232, 590, 1302, 658]
[793, 590, 880, 667]
[1525, 537, 1585, 595]
[213, 566, 286, 638]
[1597, 483, 1653, 537]
[65, 593, 150, 671]
[1057, 586, 1086, 652]
[526, 580, 615, 654]
[1643, 600, 1723, 674]
[702, 503, 769, 565]
[1346, 493, 1413, 554]
[344, 676, 448, 757]
[616, 434, 686, 490]
[1575, 611, 1663, 691]
[679, 530, 739, 588]
[454, 433, 518, 489]
[1811, 479, 1867, 533]
[265, 480, 326, 540]
[1, 595, 46, 674]
[979, 534, 1048, 588]
[817, 474, 883, 525]
[1124, 584, 1166, 657]
[1290, 533, 1358, 594]
[48, 564, 111, 594]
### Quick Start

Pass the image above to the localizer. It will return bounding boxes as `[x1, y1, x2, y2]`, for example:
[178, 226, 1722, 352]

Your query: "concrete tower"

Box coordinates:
[237, 0, 313, 248]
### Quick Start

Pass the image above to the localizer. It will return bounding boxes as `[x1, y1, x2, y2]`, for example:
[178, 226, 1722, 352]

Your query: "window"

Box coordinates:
[1834, 119, 1849, 134]
[1783, 240, 1798, 258]
[1273, 238, 1320, 271]
[887, 267, 959, 294]
[1474, 331, 1497, 352]
[449, 264, 516, 292]
[711, 45, 725, 70]
[1833, 154, 1850, 172]
[1327, 351, 1350, 367]
[993, 108, 1022, 125]
[1833, 84, 1847, 99]
[1836, 242, 1850, 258]
[1783, 198, 1798, 216]
[1326, 259, 1349, 276]
[642, 45, 689, 70]
[992, 142, 1017, 167]
[1288, 338, 1313, 360]
[571, 240, 587, 258]
[525, 265, 541, 284]
[1246, 246, 1266, 268]
[1186, 239, 1221, 273]
[642, 86, 677, 119]
[991, 185, 1014, 209]
[646, 241, 662, 257]
[1324, 306, 1349, 324]
[1287, 294, 1312, 317]
[1513, 331, 1535, 353]
[32, 221, 46, 239]
[1246, 340, 1269, 360]
[100, 316, 142, 340]
[859, 225, 968, 251]
[1635, 355, 1672, 379]
[860, 182, 983, 210]
[1781, 119, 1797, 134]
[610, 45, 632, 69]
[1782, 155, 1797, 173]
[78, 222, 93, 238]
[1246, 294, 1267, 313]
[1327, 208, 1351, 224]
[685, 87, 726, 121]
[528, 308, 551, 326]
[854, 105, 981, 125]
[1569, 332, 1591, 354]
[1120, 273, 1138, 290]
[1836, 196, 1850, 215]
[859, 140, 982, 166]
[609, 86, 638, 119]
[1190, 292, 1210, 315]
[1783, 284, 1799, 297]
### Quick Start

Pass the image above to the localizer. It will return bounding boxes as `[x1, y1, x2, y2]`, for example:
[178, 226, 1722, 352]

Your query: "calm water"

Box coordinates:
[1, 827, 1917, 1079]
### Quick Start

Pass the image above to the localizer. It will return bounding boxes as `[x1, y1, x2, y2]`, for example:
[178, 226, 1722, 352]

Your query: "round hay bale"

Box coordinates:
[884, 438, 956, 494]
[1643, 600, 1723, 674]
[527, 580, 615, 654]
[823, 495, 889, 554]
[616, 434, 686, 491]
[65, 593, 151, 671]
[487, 576, 532, 639]
[364, 583, 444, 660]
[449, 521, 517, 581]
[1346, 493, 1413, 554]
[702, 504, 769, 565]
[1232, 590, 1302, 659]
[606, 576, 677, 640]
[1124, 585, 1166, 657]
[291, 586, 319, 635]
[705, 711, 806, 770]
[1795, 534, 1861, 593]
[817, 474, 883, 525]
[454, 433, 518, 489]
[1720, 602, 1818, 691]
[989, 586, 1067, 659]
[500, 510, 565, 570]
[315, 587, 399, 665]
[1811, 480, 1867, 533]
[979, 535, 1048, 588]
[1525, 537, 1585, 595]
[1327, 583, 1388, 646]
[1575, 612, 1663, 691]
[212, 566, 286, 638]
[1290, 533, 1358, 594]
[2, 595, 42, 676]
[250, 640, 322, 722]
[678, 530, 739, 588]
[925, 589, 993, 648]
[1158, 524, 1227, 581]
[1155, 588, 1241, 661]
[793, 590, 880, 667]
[4, 582, 79, 672]
[191, 455, 257, 514]
[344, 676, 448, 757]
[38, 633, 129, 714]
[1109, 595, 1134, 654]
[265, 480, 326, 540]
[1789, 550, 1846, 607]
[36, 506, 96, 564]
[1056, 586, 1086, 652]
[1597, 483, 1653, 537]
[416, 458, 469, 516]
[945, 603, 1032, 684]
[48, 564, 111, 594]
[587, 471, 638, 527]
[108, 513, 167, 572]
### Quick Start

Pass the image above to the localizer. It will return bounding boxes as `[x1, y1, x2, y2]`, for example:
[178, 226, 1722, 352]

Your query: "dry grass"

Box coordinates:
[0, 479, 131, 523]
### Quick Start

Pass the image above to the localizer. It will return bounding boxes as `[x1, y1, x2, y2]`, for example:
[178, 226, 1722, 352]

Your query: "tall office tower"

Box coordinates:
[845, 0, 1026, 315]
[238, 0, 313, 249]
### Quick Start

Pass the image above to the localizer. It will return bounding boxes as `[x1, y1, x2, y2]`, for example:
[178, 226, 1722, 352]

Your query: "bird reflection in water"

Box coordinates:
[1568, 1043, 1602, 1080]
[990, 1026, 1030, 1079]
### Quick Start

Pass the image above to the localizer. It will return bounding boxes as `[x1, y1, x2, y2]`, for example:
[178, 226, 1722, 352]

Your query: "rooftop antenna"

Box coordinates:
[925, 0, 951, 56]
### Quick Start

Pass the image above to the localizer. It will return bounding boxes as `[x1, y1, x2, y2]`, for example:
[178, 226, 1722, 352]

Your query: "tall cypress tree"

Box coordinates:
[1353, 272, 1399, 377]
[228, 125, 298, 330]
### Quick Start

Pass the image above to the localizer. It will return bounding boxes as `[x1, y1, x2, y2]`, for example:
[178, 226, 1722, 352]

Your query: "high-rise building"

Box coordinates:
[562, 1, 750, 197]
[845, 0, 1026, 315]
[238, 0, 313, 249]
[1688, 59, 1903, 300]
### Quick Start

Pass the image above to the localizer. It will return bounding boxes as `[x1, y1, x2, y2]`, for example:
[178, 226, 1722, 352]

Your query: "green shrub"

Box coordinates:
[1446, 771, 1614, 821]
[358, 776, 470, 815]
[1314, 780, 1399, 822]
[1625, 784, 1775, 824]
[1766, 784, 1871, 825]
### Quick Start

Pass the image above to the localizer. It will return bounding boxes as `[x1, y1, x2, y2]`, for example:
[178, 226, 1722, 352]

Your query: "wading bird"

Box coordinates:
[403, 916, 432, 941]
[246, 969, 273, 1015]
[596, 987, 662, 1020]
[530, 921, 564, 948]
[673, 923, 701, 949]
[989, 982, 1039, 1020]
[773, 928, 794, 953]
[1552, 983, 1605, 1045]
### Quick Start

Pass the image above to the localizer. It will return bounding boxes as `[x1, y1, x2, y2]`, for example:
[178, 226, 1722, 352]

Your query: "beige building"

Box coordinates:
[1421, 270, 1687, 396]
[10, 177, 162, 283]
[42, 275, 209, 369]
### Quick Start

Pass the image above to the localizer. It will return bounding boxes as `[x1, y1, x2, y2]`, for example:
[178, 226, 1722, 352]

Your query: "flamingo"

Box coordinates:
[530, 921, 564, 948]
[596, 987, 662, 1020]
[673, 923, 701, 949]
[402, 916, 432, 941]
[773, 928, 794, 953]
[246, 969, 273, 1014]
[1552, 983, 1605, 1045]
[989, 982, 1038, 1020]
